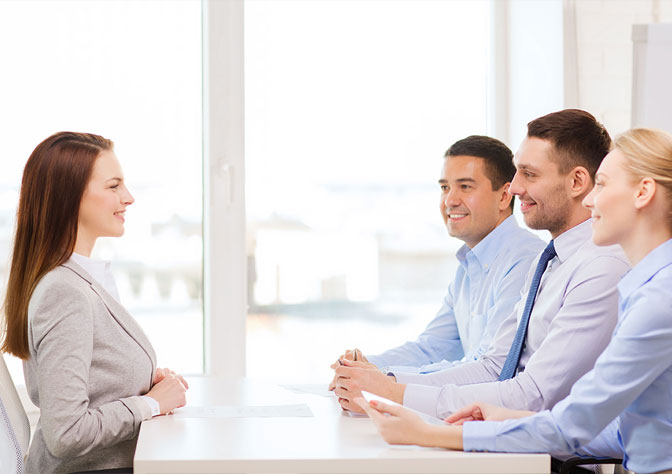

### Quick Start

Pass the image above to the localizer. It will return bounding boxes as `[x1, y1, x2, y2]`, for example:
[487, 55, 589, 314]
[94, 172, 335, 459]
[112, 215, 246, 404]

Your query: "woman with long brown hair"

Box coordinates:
[1, 132, 188, 474]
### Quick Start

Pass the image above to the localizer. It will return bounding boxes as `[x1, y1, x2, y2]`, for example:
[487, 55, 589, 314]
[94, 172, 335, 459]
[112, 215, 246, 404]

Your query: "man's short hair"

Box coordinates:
[527, 109, 612, 179]
[445, 135, 516, 189]
[445, 135, 516, 211]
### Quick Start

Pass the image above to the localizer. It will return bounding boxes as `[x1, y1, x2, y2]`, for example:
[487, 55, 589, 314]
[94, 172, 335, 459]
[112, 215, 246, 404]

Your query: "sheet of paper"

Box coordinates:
[173, 404, 313, 419]
[280, 383, 336, 397]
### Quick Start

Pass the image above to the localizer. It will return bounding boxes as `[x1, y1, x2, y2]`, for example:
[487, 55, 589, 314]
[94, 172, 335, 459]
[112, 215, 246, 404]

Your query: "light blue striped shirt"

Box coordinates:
[464, 238, 672, 474]
[367, 215, 544, 373]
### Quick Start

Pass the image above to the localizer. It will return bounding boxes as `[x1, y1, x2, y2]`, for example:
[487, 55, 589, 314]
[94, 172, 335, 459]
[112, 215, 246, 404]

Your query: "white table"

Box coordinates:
[134, 377, 549, 473]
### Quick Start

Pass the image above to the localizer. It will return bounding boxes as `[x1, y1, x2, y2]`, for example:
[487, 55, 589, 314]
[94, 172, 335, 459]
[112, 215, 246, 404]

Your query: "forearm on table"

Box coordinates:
[384, 380, 407, 404]
[436, 374, 543, 418]
[419, 424, 464, 450]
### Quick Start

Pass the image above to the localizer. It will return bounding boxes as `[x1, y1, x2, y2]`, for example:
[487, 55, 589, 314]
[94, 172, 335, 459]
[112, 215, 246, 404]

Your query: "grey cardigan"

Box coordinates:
[23, 260, 156, 474]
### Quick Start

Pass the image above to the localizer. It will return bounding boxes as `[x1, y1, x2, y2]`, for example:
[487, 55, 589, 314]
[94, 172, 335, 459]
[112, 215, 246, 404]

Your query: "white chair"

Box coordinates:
[1, 354, 30, 474]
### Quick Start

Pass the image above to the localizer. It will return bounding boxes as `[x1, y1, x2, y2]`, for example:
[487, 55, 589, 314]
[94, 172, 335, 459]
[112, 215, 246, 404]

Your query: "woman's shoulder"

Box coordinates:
[29, 264, 93, 319]
[626, 264, 672, 324]
[34, 263, 89, 292]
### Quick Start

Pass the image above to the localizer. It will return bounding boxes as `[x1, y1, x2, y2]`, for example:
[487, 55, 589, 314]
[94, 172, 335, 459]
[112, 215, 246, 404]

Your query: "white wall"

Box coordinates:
[632, 23, 672, 131]
[499, 0, 672, 145]
[569, 0, 672, 135]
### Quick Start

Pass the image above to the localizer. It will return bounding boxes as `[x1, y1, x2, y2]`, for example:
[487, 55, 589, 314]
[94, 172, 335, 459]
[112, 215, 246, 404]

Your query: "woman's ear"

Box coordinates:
[634, 177, 656, 210]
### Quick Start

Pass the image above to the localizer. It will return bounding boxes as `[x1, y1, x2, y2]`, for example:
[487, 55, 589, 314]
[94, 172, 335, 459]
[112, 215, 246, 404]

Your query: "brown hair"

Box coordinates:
[1, 132, 113, 359]
[527, 109, 612, 179]
[445, 135, 516, 211]
[614, 128, 672, 223]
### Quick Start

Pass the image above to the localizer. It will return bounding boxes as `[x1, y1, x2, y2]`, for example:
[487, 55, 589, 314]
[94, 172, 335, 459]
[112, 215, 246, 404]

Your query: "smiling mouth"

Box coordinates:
[448, 213, 468, 220]
[520, 202, 536, 213]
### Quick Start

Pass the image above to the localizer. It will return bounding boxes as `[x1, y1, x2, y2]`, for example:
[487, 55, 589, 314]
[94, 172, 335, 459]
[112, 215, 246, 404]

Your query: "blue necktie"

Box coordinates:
[498, 240, 556, 381]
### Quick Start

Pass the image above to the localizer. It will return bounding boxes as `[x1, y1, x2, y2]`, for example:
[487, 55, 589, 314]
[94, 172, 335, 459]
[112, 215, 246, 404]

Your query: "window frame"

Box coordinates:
[203, 0, 247, 377]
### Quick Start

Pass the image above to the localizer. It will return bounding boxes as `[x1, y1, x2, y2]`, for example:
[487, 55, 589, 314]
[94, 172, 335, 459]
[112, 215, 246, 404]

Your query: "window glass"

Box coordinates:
[245, 0, 490, 380]
[0, 0, 204, 381]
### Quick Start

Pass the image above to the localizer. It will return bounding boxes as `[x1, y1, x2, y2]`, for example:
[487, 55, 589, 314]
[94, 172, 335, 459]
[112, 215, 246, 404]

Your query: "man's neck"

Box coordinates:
[549, 208, 591, 240]
[465, 211, 512, 249]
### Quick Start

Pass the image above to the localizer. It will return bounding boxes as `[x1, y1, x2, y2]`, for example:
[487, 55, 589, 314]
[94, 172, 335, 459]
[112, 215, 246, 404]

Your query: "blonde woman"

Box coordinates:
[358, 128, 672, 474]
[1, 132, 188, 474]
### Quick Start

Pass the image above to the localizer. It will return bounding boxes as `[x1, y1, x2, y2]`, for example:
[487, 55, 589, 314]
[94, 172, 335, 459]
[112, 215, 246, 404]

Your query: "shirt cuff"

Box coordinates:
[140, 395, 161, 418]
[394, 371, 430, 385]
[386, 365, 422, 374]
[462, 420, 501, 452]
[402, 383, 442, 418]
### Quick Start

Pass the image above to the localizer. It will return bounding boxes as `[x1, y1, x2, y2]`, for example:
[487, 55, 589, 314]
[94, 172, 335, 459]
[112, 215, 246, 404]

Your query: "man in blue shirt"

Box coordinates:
[330, 135, 544, 381]
[335, 109, 629, 420]
[356, 127, 672, 474]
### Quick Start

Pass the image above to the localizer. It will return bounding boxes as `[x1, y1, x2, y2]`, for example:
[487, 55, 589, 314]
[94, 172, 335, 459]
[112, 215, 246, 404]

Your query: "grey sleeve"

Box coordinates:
[29, 281, 151, 459]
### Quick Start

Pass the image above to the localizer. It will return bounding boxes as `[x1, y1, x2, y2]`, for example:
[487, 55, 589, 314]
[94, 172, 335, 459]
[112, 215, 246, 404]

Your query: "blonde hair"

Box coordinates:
[614, 128, 672, 222]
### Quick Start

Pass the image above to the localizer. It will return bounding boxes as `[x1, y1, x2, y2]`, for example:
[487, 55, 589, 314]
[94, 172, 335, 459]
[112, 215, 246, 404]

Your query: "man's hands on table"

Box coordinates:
[332, 358, 406, 413]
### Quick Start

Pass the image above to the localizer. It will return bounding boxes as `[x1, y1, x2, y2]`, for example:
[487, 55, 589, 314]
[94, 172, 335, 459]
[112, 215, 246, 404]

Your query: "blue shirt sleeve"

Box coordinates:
[463, 282, 672, 466]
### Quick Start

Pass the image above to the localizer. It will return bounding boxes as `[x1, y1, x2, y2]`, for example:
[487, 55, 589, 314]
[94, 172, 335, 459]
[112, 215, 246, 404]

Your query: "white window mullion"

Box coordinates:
[203, 0, 246, 377]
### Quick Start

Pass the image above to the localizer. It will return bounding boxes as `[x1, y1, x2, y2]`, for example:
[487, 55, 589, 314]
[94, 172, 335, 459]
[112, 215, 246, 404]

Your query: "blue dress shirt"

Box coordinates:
[367, 215, 545, 374]
[463, 238, 672, 474]
[397, 219, 629, 418]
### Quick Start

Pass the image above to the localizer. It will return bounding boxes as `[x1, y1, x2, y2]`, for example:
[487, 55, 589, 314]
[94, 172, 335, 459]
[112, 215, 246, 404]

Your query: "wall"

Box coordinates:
[569, 0, 672, 135]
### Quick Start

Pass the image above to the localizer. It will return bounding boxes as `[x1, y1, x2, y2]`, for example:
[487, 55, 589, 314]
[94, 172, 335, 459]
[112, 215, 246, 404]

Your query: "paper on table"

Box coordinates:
[173, 404, 314, 419]
[280, 384, 336, 397]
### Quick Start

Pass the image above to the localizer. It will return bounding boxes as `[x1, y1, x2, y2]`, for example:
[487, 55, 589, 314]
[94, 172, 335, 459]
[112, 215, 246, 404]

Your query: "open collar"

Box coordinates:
[457, 215, 519, 272]
[552, 218, 593, 264]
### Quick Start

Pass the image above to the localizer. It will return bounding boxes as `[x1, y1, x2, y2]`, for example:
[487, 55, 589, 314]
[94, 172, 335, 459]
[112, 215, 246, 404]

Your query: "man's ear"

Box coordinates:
[634, 177, 656, 210]
[569, 166, 592, 198]
[498, 182, 513, 211]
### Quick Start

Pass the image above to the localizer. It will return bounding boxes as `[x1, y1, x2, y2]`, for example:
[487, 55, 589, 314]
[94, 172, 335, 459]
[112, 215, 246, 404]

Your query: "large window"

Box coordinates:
[0, 1, 204, 381]
[245, 0, 491, 380]
[1, 0, 495, 386]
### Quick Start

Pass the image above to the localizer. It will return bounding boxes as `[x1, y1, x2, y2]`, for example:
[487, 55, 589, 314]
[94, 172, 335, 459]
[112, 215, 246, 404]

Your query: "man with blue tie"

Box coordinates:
[334, 109, 630, 420]
[329, 135, 544, 385]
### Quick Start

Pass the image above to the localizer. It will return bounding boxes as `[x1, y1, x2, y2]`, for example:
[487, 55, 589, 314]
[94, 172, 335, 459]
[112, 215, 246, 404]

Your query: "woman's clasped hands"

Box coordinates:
[147, 367, 189, 415]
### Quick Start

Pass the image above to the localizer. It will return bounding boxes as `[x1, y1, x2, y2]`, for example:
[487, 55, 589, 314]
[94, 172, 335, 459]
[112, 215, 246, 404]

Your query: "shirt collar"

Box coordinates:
[69, 252, 113, 285]
[70, 252, 111, 271]
[456, 214, 519, 270]
[552, 218, 593, 264]
[618, 238, 672, 301]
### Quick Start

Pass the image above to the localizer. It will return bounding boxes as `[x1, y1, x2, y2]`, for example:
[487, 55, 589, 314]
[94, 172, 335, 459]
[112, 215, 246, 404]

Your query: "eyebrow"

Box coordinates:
[516, 163, 540, 173]
[105, 177, 123, 182]
[439, 177, 476, 184]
